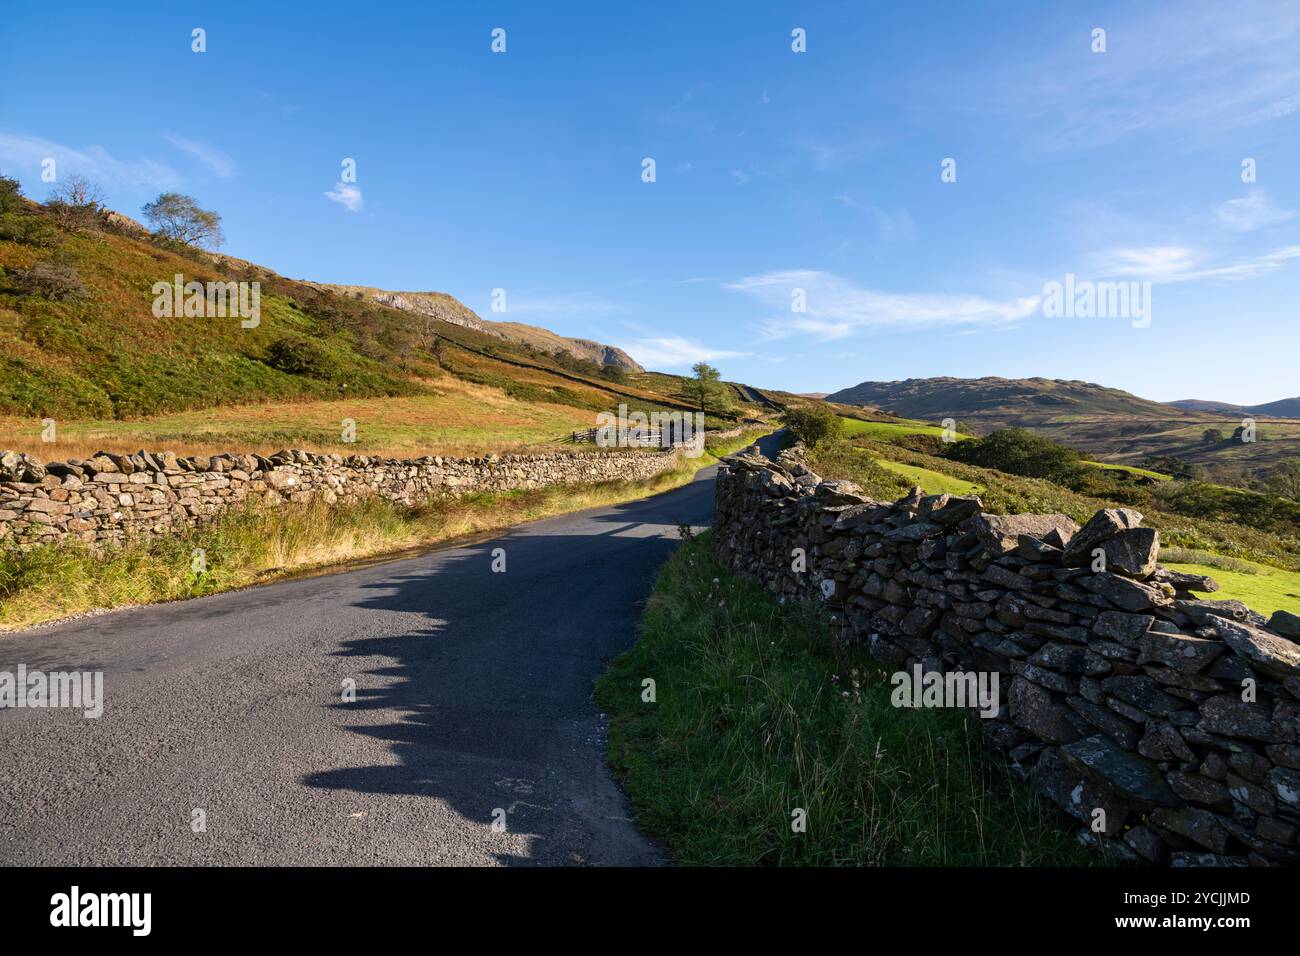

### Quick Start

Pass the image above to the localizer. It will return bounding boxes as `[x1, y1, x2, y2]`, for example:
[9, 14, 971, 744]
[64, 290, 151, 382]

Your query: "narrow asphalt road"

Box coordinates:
[0, 434, 780, 866]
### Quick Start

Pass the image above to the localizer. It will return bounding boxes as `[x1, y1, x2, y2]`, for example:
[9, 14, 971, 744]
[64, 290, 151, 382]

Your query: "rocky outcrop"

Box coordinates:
[713, 443, 1300, 867]
[324, 286, 644, 371]
[0, 446, 680, 548]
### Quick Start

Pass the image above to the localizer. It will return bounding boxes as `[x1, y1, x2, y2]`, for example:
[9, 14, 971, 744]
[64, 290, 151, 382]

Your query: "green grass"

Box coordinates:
[1162, 559, 1300, 616]
[0, 428, 773, 632]
[839, 417, 967, 441]
[810, 438, 1300, 574]
[1083, 461, 1172, 481]
[595, 532, 1103, 866]
[873, 458, 983, 496]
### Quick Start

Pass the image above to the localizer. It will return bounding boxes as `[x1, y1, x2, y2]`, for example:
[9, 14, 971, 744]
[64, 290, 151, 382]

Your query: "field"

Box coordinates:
[0, 378, 598, 460]
[1162, 559, 1300, 618]
[873, 458, 983, 496]
[840, 418, 961, 441]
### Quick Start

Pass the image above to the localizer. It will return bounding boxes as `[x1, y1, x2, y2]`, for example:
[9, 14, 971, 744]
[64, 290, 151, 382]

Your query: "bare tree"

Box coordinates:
[46, 175, 106, 232]
[141, 192, 225, 249]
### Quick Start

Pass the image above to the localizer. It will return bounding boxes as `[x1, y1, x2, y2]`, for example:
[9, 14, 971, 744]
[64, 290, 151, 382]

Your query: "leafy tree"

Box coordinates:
[1265, 458, 1300, 501]
[781, 405, 843, 447]
[688, 362, 727, 416]
[0, 173, 22, 215]
[0, 173, 57, 246]
[141, 192, 224, 248]
[264, 336, 338, 379]
[1141, 455, 1200, 480]
[1201, 427, 1225, 444]
[599, 363, 629, 384]
[945, 427, 1082, 482]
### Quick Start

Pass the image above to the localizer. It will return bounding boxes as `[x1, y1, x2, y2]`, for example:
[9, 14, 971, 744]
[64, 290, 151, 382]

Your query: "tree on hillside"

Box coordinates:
[142, 192, 224, 249]
[781, 405, 842, 447]
[688, 362, 727, 416]
[1202, 427, 1225, 444]
[47, 175, 106, 233]
[1265, 458, 1300, 501]
[945, 427, 1083, 482]
[0, 173, 23, 215]
[600, 363, 629, 384]
[0, 173, 58, 247]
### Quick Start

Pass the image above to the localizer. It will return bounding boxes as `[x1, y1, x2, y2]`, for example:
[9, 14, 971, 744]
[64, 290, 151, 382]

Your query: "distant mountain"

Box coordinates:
[824, 376, 1300, 484]
[325, 286, 644, 371]
[826, 376, 1173, 421]
[1169, 397, 1300, 418]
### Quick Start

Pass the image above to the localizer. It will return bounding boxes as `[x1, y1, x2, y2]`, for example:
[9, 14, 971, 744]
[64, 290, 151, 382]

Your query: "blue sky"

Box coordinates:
[2, 1, 1298, 404]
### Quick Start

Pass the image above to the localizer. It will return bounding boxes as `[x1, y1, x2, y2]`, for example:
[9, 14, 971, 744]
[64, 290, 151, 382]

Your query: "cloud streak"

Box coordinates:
[726, 270, 1040, 340]
[1093, 244, 1300, 283]
[162, 133, 235, 178]
[619, 336, 750, 369]
[0, 130, 180, 190]
[325, 182, 363, 212]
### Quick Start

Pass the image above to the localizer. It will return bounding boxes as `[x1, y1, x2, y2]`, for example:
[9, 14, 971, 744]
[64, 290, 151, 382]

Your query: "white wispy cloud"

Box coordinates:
[0, 130, 179, 190]
[1093, 244, 1300, 283]
[162, 133, 235, 178]
[325, 182, 363, 212]
[725, 269, 1040, 340]
[965, 1, 1300, 149]
[620, 337, 750, 369]
[833, 194, 915, 242]
[1213, 191, 1294, 232]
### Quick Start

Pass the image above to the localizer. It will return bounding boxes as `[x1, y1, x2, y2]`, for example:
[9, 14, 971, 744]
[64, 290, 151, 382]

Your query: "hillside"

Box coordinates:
[323, 285, 644, 371]
[0, 183, 763, 458]
[1169, 397, 1300, 418]
[826, 376, 1175, 419]
[827, 376, 1300, 483]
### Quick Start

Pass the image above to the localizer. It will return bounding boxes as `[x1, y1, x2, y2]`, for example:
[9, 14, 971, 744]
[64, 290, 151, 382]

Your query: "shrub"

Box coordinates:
[45, 176, 105, 233]
[0, 173, 24, 215]
[264, 336, 339, 379]
[780, 405, 843, 447]
[945, 427, 1082, 482]
[12, 254, 86, 300]
[1265, 458, 1300, 502]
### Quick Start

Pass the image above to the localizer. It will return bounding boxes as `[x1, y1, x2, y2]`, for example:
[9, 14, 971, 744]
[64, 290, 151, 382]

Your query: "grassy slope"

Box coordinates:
[827, 379, 1300, 483]
[873, 458, 983, 496]
[1164, 560, 1300, 618]
[595, 533, 1100, 866]
[0, 429, 771, 633]
[0, 379, 597, 460]
[0, 206, 768, 454]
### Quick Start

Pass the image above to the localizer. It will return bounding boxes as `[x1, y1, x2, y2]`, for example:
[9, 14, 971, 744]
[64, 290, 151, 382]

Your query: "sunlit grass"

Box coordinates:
[596, 532, 1102, 866]
[0, 429, 770, 632]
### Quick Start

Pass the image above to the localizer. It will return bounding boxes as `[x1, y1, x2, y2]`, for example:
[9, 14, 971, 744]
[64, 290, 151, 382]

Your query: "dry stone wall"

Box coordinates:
[714, 443, 1300, 867]
[0, 446, 681, 549]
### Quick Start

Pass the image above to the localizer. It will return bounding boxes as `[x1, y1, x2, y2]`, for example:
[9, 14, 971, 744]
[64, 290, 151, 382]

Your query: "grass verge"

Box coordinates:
[0, 429, 771, 633]
[595, 531, 1101, 866]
